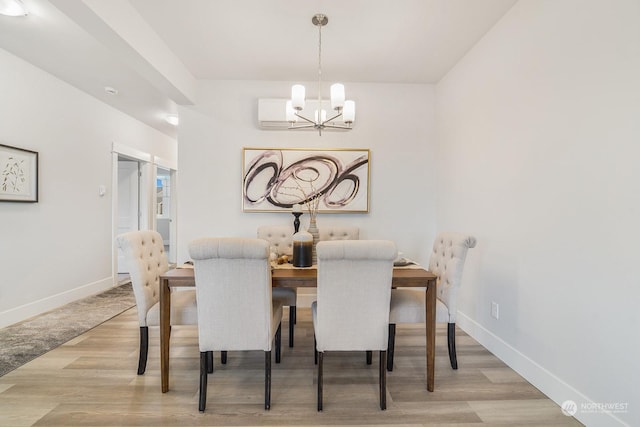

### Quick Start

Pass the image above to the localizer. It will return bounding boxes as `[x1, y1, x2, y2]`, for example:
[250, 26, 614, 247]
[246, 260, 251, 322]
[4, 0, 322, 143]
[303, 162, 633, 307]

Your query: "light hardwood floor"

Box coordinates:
[0, 307, 582, 426]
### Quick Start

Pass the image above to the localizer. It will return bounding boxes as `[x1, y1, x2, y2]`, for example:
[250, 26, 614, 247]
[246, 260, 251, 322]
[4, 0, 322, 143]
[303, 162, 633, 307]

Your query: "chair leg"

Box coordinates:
[137, 326, 149, 375]
[387, 324, 396, 371]
[265, 351, 272, 410]
[199, 352, 208, 412]
[292, 305, 297, 324]
[289, 306, 295, 347]
[379, 350, 387, 410]
[314, 336, 318, 365]
[221, 351, 227, 365]
[366, 350, 372, 365]
[448, 323, 458, 369]
[207, 351, 214, 373]
[275, 323, 282, 363]
[317, 351, 324, 411]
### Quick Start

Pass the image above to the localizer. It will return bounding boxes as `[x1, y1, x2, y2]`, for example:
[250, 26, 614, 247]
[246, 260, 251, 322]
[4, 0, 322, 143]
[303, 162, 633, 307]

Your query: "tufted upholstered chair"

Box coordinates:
[189, 237, 283, 412]
[319, 226, 359, 241]
[313, 240, 396, 411]
[257, 225, 295, 256]
[116, 230, 197, 375]
[257, 224, 361, 347]
[257, 225, 297, 347]
[388, 232, 476, 371]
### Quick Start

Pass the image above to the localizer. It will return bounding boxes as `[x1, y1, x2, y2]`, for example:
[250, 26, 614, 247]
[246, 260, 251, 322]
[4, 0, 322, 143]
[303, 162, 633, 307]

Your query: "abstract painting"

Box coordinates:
[0, 144, 38, 203]
[242, 148, 370, 213]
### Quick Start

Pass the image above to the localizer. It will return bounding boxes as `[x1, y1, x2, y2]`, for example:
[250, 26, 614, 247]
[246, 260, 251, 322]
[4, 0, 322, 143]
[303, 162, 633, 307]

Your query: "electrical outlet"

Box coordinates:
[491, 302, 499, 320]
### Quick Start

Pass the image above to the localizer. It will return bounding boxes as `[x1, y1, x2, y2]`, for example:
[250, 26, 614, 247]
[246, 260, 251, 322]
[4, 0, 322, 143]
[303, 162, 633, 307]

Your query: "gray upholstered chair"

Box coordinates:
[313, 240, 397, 411]
[388, 232, 477, 371]
[189, 237, 283, 412]
[257, 225, 297, 347]
[116, 230, 197, 375]
[257, 224, 360, 348]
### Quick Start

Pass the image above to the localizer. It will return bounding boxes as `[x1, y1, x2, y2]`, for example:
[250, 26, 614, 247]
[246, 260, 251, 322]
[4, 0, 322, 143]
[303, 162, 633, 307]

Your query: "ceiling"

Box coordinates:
[0, 0, 517, 138]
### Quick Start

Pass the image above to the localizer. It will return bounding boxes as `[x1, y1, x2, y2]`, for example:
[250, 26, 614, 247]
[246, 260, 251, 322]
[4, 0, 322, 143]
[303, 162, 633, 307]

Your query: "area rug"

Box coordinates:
[0, 283, 135, 377]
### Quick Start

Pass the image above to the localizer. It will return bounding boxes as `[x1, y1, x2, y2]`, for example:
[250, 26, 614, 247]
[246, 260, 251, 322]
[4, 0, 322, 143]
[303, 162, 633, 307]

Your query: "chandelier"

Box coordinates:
[286, 14, 355, 136]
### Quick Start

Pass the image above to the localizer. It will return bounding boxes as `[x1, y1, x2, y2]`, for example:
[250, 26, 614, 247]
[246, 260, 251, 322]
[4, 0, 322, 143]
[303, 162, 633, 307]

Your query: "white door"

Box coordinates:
[117, 160, 140, 273]
[155, 167, 173, 263]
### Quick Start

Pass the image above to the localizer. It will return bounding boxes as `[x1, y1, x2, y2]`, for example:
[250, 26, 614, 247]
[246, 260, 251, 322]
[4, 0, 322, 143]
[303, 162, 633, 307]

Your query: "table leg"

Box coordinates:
[160, 277, 171, 393]
[425, 279, 436, 392]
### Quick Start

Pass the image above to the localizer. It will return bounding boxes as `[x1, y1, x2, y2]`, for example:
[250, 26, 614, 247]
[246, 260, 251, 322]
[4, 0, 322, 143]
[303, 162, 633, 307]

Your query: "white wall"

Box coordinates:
[435, 1, 639, 425]
[177, 80, 437, 268]
[0, 48, 177, 327]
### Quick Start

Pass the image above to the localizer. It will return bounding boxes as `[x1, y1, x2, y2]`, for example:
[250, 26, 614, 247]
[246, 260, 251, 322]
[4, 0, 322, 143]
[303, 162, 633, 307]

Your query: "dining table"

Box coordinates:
[159, 264, 437, 393]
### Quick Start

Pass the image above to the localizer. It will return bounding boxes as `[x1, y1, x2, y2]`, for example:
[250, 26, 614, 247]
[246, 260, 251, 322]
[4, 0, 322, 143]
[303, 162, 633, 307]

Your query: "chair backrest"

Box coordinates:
[319, 226, 359, 241]
[258, 225, 361, 256]
[116, 230, 168, 326]
[188, 237, 273, 352]
[428, 232, 477, 321]
[257, 225, 295, 256]
[315, 240, 397, 352]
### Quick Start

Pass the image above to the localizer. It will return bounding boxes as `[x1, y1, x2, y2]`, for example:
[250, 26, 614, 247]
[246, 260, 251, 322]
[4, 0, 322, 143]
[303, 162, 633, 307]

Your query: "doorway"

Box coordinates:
[156, 166, 174, 263]
[112, 144, 153, 281]
[117, 159, 140, 274]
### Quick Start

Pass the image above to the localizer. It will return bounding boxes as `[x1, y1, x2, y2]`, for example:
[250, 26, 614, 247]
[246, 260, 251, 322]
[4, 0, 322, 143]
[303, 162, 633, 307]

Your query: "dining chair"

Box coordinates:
[189, 237, 283, 412]
[257, 225, 297, 347]
[319, 226, 359, 241]
[388, 232, 476, 371]
[116, 230, 197, 375]
[258, 224, 361, 348]
[313, 240, 397, 411]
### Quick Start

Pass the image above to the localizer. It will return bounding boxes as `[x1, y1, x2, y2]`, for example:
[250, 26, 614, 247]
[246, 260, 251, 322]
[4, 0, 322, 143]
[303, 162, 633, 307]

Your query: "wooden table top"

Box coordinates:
[161, 265, 436, 288]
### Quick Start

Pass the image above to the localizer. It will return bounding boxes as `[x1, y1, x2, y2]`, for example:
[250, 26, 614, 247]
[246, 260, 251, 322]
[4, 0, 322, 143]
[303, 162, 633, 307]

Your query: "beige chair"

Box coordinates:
[319, 226, 359, 241]
[388, 232, 476, 371]
[116, 230, 197, 375]
[313, 240, 396, 411]
[257, 224, 360, 348]
[257, 225, 297, 347]
[189, 237, 283, 412]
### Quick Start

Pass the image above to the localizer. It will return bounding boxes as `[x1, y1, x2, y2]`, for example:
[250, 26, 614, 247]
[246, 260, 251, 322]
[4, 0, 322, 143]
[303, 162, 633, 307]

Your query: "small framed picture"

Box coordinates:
[0, 144, 38, 203]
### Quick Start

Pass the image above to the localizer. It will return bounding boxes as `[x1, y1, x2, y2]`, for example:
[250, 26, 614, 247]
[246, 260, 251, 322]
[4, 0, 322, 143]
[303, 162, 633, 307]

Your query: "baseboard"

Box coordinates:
[0, 277, 115, 329]
[457, 312, 630, 427]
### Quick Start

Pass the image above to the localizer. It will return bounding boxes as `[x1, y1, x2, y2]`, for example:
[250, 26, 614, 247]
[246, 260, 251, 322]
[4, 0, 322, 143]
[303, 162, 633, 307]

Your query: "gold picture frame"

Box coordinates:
[242, 147, 370, 213]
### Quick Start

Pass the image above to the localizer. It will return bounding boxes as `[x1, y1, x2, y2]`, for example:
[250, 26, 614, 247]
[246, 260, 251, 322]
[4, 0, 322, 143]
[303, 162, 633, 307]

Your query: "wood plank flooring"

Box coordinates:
[0, 308, 582, 426]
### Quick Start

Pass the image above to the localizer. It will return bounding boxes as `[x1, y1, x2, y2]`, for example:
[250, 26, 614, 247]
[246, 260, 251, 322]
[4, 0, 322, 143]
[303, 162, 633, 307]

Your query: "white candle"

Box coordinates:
[293, 204, 303, 213]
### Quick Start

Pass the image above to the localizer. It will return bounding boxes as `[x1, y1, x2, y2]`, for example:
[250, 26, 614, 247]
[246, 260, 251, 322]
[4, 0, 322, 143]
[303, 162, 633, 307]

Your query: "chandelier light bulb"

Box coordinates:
[291, 85, 305, 110]
[330, 83, 345, 111]
[286, 101, 297, 123]
[343, 100, 355, 124]
[315, 109, 327, 124]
